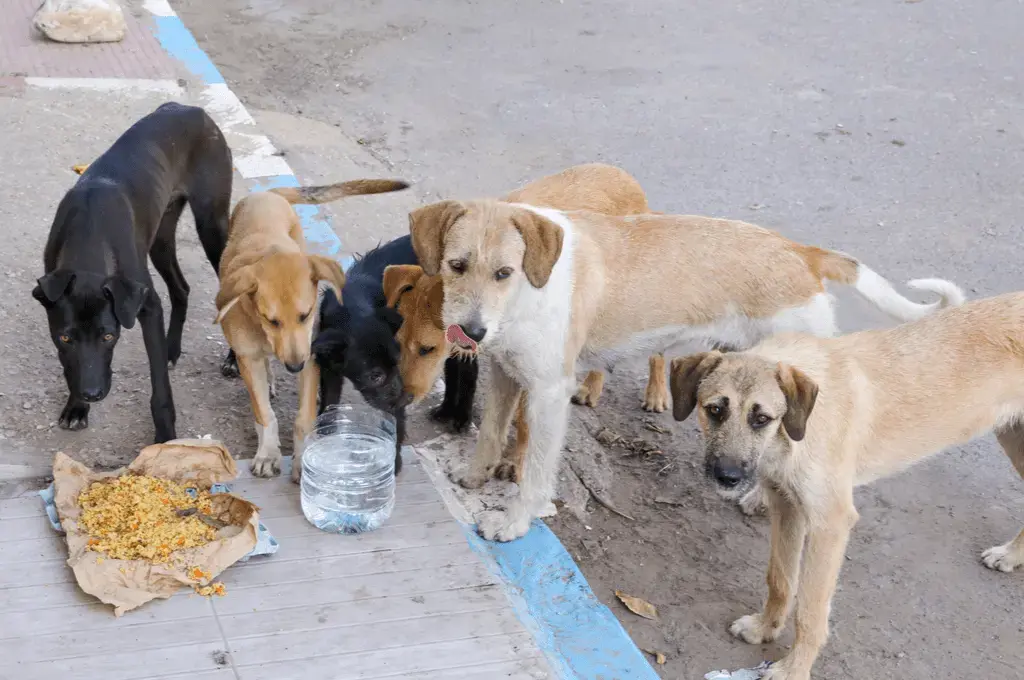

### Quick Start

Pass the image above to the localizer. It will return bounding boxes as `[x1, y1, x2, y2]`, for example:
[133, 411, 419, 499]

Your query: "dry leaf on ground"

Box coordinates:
[615, 590, 658, 620]
[642, 648, 668, 664]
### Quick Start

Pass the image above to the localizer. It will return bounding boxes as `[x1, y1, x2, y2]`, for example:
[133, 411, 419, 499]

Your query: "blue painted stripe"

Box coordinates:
[250, 176, 342, 257]
[464, 521, 660, 680]
[151, 15, 225, 85]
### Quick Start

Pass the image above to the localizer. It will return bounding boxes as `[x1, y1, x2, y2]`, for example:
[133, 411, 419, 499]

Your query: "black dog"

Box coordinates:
[32, 102, 232, 443]
[312, 237, 416, 474]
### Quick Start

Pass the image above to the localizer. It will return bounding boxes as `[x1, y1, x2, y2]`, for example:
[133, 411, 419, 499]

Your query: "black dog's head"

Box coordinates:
[313, 291, 409, 412]
[32, 269, 148, 403]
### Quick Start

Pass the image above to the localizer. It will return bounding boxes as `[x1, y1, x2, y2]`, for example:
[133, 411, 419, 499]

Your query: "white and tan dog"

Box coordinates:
[409, 203, 963, 541]
[668, 292, 1023, 680]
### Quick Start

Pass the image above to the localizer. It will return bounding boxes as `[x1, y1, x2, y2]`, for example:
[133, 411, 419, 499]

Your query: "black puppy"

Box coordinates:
[32, 102, 232, 443]
[312, 237, 416, 474]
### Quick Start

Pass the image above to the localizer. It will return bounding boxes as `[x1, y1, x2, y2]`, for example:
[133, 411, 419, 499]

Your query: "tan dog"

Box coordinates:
[382, 163, 665, 483]
[216, 179, 408, 481]
[410, 202, 963, 541]
[386, 163, 669, 412]
[667, 293, 1024, 680]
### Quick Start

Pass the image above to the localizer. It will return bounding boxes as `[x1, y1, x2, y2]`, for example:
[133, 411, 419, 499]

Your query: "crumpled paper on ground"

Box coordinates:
[51, 440, 260, 616]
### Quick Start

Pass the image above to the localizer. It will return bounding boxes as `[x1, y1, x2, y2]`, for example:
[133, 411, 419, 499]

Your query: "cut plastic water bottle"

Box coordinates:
[300, 403, 397, 534]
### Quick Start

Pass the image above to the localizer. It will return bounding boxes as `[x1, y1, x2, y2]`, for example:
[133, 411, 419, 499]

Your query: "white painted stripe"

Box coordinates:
[196, 83, 292, 178]
[141, 0, 175, 17]
[24, 78, 184, 95]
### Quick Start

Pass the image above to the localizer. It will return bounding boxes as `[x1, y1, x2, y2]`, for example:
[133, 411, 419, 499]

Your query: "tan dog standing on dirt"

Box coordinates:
[383, 163, 665, 481]
[665, 292, 1024, 680]
[410, 201, 962, 541]
[215, 179, 408, 481]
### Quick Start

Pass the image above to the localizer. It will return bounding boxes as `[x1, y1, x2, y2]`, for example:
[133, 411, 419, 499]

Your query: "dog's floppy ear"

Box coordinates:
[776, 362, 818, 442]
[309, 255, 346, 294]
[383, 265, 424, 308]
[311, 328, 349, 364]
[375, 306, 405, 335]
[510, 209, 564, 288]
[32, 270, 76, 306]
[669, 351, 723, 422]
[424, 275, 445, 329]
[102, 276, 149, 329]
[409, 201, 467, 276]
[215, 266, 258, 324]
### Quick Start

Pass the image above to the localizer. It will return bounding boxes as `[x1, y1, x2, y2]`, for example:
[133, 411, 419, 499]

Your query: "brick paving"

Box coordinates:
[0, 0, 180, 79]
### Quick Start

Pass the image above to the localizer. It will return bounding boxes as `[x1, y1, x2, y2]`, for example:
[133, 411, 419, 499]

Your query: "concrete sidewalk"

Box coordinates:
[0, 8, 555, 680]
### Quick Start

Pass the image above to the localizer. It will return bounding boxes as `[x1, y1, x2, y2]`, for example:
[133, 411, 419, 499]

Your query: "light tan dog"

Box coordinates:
[386, 163, 669, 412]
[668, 292, 1024, 680]
[216, 179, 408, 481]
[410, 202, 963, 541]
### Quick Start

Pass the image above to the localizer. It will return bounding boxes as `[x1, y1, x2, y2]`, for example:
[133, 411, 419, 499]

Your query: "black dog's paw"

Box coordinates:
[59, 402, 90, 431]
[167, 342, 182, 369]
[429, 404, 456, 425]
[449, 412, 474, 433]
[394, 447, 404, 476]
[220, 350, 239, 378]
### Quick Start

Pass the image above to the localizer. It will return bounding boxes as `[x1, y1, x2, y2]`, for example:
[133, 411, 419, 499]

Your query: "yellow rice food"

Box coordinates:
[78, 475, 218, 563]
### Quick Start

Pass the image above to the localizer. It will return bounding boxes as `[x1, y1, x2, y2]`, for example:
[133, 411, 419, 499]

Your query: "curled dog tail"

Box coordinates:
[804, 246, 966, 322]
[269, 179, 410, 205]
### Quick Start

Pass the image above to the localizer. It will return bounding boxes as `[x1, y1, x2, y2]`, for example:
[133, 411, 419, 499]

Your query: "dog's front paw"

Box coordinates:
[476, 509, 532, 542]
[761, 664, 802, 680]
[730, 613, 781, 645]
[453, 467, 489, 490]
[492, 461, 519, 482]
[59, 401, 90, 431]
[641, 386, 669, 413]
[738, 484, 768, 517]
[571, 384, 600, 408]
[251, 448, 282, 477]
[220, 350, 239, 378]
[982, 541, 1024, 573]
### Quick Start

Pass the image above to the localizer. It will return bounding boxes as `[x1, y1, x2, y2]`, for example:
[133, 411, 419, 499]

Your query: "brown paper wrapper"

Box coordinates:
[52, 439, 259, 616]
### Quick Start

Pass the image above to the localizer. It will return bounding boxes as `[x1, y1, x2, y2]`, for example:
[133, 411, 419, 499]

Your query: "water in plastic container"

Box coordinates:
[300, 403, 397, 534]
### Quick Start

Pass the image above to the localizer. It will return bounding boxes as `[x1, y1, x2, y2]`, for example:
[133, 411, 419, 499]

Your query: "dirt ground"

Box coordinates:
[8, 1, 1020, 678]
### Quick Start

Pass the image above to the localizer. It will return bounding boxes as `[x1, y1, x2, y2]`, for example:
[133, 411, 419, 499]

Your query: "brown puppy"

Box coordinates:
[668, 293, 1024, 680]
[410, 202, 962, 541]
[216, 179, 408, 481]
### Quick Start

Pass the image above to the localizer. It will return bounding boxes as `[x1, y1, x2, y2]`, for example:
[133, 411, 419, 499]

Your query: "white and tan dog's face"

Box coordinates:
[408, 200, 564, 352]
[670, 351, 819, 501]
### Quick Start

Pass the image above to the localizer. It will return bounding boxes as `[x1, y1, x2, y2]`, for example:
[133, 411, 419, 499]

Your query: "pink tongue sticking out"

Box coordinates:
[446, 324, 478, 353]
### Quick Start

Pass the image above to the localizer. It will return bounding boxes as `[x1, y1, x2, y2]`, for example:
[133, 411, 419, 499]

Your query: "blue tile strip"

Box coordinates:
[146, 7, 656, 678]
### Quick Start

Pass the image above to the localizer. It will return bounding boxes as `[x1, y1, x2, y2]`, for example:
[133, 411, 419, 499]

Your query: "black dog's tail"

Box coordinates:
[269, 179, 410, 205]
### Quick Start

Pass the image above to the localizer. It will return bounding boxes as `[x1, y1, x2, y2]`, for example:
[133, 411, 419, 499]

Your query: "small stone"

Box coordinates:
[33, 0, 126, 44]
[22, 402, 32, 410]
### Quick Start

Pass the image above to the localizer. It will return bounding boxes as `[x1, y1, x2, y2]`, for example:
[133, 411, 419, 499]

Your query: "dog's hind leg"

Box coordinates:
[641, 354, 670, 412]
[138, 290, 176, 443]
[150, 197, 189, 367]
[984, 423, 1024, 572]
[455, 358, 520, 490]
[571, 370, 605, 407]
[188, 183, 231, 276]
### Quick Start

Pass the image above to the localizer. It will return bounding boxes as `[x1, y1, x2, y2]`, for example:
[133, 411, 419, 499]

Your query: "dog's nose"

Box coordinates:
[712, 460, 745, 488]
[284, 361, 305, 374]
[460, 324, 487, 343]
[81, 387, 105, 403]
